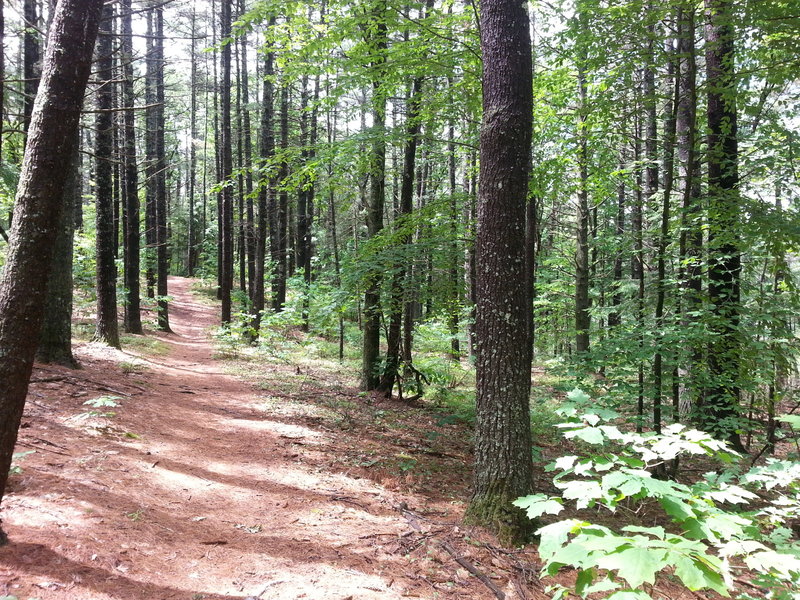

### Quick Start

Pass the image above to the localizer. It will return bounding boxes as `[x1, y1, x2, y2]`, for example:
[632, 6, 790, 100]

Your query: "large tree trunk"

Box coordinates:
[464, 0, 534, 546]
[0, 0, 104, 543]
[93, 2, 121, 349]
[702, 0, 743, 449]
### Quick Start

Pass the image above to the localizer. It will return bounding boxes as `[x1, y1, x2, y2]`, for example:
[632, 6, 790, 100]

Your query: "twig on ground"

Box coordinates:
[16, 440, 70, 456]
[440, 541, 506, 600]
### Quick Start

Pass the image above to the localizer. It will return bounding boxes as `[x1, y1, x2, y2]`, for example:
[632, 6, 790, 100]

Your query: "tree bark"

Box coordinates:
[702, 0, 743, 449]
[153, 4, 170, 332]
[121, 0, 142, 334]
[361, 1, 388, 391]
[0, 0, 104, 543]
[93, 2, 121, 349]
[22, 0, 40, 136]
[219, 0, 234, 324]
[36, 138, 79, 367]
[464, 0, 534, 546]
[250, 17, 276, 336]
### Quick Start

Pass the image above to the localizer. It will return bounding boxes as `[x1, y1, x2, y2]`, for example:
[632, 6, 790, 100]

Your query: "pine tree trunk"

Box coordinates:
[94, 2, 121, 349]
[219, 0, 234, 324]
[251, 17, 276, 336]
[0, 0, 104, 542]
[36, 139, 79, 367]
[703, 0, 742, 449]
[465, 0, 534, 546]
[22, 0, 40, 136]
[154, 4, 171, 332]
[575, 54, 591, 357]
[361, 1, 388, 391]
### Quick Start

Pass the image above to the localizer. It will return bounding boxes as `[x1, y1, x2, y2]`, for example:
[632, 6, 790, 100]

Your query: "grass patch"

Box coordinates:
[120, 334, 168, 356]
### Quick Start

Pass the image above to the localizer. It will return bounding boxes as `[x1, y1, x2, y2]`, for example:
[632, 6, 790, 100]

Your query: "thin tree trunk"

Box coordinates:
[361, 1, 388, 391]
[154, 4, 171, 332]
[219, 0, 234, 324]
[653, 28, 680, 434]
[94, 2, 121, 349]
[250, 17, 276, 336]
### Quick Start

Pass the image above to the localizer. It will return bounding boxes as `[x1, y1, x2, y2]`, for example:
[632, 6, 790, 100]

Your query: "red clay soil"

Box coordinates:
[0, 277, 544, 600]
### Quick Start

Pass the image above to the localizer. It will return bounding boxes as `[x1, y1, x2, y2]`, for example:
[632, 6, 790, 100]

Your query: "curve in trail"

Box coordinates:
[0, 276, 418, 600]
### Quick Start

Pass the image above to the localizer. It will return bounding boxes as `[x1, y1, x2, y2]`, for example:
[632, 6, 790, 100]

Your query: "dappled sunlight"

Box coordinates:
[4, 494, 93, 532]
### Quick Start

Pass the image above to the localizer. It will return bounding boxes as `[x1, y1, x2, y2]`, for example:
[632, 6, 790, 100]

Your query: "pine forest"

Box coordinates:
[0, 0, 798, 598]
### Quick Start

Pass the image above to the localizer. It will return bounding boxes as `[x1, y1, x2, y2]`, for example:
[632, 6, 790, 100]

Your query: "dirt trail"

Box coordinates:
[1, 277, 514, 600]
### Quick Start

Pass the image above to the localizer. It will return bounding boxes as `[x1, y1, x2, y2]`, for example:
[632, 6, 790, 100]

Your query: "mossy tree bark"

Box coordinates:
[464, 0, 535, 546]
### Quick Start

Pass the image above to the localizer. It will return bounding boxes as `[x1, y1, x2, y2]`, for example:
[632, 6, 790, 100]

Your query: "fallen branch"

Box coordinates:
[440, 541, 506, 600]
[16, 440, 70, 456]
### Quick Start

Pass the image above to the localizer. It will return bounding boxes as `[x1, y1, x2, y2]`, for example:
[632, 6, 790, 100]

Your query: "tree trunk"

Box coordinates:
[22, 0, 40, 136]
[121, 0, 142, 334]
[0, 0, 104, 542]
[653, 28, 680, 434]
[676, 4, 703, 421]
[378, 77, 422, 396]
[153, 4, 170, 332]
[574, 51, 591, 357]
[271, 83, 289, 312]
[36, 139, 79, 367]
[702, 0, 743, 449]
[464, 0, 534, 546]
[187, 4, 198, 276]
[93, 2, 121, 349]
[219, 0, 234, 324]
[361, 1, 388, 391]
[250, 17, 276, 336]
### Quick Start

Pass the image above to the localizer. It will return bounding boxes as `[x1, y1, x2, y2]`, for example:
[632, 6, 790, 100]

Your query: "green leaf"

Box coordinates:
[575, 567, 595, 597]
[513, 494, 564, 519]
[557, 480, 604, 508]
[565, 426, 605, 445]
[596, 546, 669, 589]
[567, 388, 591, 404]
[537, 519, 585, 560]
[660, 496, 695, 521]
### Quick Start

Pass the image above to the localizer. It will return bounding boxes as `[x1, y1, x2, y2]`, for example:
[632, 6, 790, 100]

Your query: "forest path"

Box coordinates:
[0, 277, 457, 600]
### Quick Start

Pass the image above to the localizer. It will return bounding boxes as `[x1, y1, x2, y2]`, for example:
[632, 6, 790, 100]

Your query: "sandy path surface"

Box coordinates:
[0, 277, 450, 600]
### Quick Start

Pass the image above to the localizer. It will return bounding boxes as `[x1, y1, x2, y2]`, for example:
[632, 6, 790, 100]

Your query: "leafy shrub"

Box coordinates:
[515, 389, 800, 599]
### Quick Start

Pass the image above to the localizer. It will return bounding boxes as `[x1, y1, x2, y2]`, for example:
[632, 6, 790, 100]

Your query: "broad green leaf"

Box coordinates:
[513, 494, 564, 519]
[565, 426, 605, 445]
[537, 519, 585, 560]
[575, 567, 595, 597]
[596, 546, 669, 589]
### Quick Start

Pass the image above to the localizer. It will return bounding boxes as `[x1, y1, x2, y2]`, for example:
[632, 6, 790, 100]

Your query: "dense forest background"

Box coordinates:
[0, 0, 799, 594]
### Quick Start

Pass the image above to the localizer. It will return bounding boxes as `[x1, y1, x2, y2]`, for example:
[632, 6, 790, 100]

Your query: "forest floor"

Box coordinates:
[0, 276, 547, 600]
